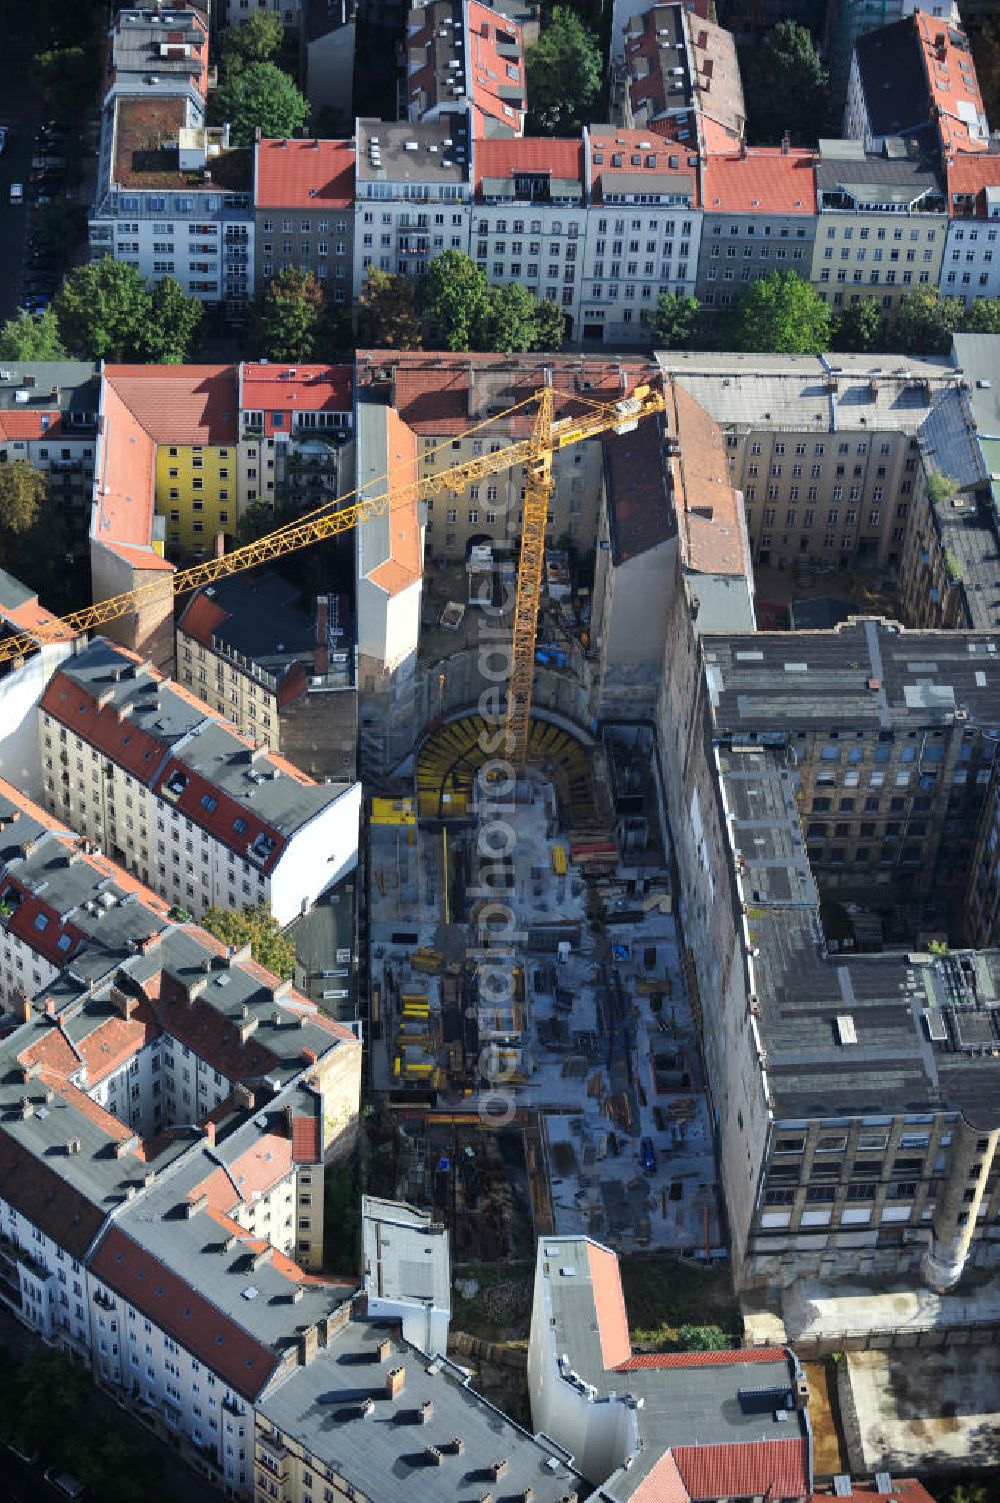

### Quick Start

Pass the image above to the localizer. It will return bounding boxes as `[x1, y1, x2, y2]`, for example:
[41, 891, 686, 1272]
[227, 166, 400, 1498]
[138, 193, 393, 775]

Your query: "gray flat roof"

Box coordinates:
[716, 744, 1000, 1128]
[853, 19, 927, 138]
[815, 153, 943, 203]
[179, 573, 317, 677]
[952, 334, 1000, 439]
[657, 352, 957, 432]
[258, 1316, 582, 1500]
[361, 1196, 451, 1312]
[356, 118, 471, 184]
[705, 620, 1000, 732]
[0, 363, 99, 415]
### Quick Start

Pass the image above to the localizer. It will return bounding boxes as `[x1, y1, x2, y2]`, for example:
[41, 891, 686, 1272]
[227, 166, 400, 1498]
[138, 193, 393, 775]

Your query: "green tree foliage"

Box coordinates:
[961, 298, 1000, 335]
[531, 298, 566, 352]
[201, 905, 297, 979]
[677, 1324, 731, 1351]
[925, 471, 959, 505]
[831, 297, 883, 353]
[213, 61, 309, 146]
[77, 1424, 158, 1503]
[144, 277, 204, 363]
[419, 250, 491, 350]
[0, 1349, 88, 1463]
[525, 6, 602, 133]
[0, 462, 47, 537]
[728, 271, 832, 353]
[221, 10, 285, 73]
[357, 267, 423, 350]
[741, 21, 832, 145]
[648, 292, 702, 349]
[54, 259, 202, 363]
[249, 267, 325, 360]
[892, 286, 964, 355]
[0, 308, 67, 361]
[33, 45, 101, 125]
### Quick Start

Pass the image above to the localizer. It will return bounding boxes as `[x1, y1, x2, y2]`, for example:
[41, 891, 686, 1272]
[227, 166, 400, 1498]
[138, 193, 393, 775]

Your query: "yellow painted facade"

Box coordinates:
[156, 441, 237, 556]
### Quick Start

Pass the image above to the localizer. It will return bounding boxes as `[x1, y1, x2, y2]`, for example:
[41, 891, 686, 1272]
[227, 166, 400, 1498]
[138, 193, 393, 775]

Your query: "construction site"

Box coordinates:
[366, 713, 723, 1261]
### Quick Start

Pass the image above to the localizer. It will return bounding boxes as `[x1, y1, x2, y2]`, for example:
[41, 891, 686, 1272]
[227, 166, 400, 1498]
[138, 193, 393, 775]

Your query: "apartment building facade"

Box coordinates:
[658, 593, 1000, 1291]
[352, 116, 473, 298]
[253, 137, 355, 308]
[90, 8, 254, 307]
[237, 362, 353, 517]
[943, 154, 1000, 306]
[695, 147, 817, 312]
[658, 351, 956, 574]
[38, 638, 360, 924]
[812, 142, 947, 315]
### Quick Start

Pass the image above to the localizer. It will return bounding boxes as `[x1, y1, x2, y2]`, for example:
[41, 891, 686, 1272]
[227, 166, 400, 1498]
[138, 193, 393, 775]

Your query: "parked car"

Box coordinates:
[23, 296, 50, 313]
[0, 125, 9, 154]
[9, 182, 23, 205]
[640, 1135, 657, 1173]
[44, 1469, 86, 1501]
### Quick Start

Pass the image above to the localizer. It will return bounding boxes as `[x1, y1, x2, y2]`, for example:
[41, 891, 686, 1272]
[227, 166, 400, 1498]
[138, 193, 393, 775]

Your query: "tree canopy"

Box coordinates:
[419, 250, 492, 351]
[740, 21, 832, 146]
[213, 60, 309, 146]
[33, 44, 101, 125]
[221, 10, 284, 73]
[53, 258, 202, 363]
[358, 268, 423, 350]
[525, 6, 602, 133]
[648, 292, 702, 350]
[831, 297, 883, 353]
[961, 298, 1000, 335]
[249, 267, 326, 360]
[727, 270, 832, 353]
[0, 462, 47, 538]
[201, 906, 297, 979]
[0, 308, 67, 361]
[892, 286, 965, 355]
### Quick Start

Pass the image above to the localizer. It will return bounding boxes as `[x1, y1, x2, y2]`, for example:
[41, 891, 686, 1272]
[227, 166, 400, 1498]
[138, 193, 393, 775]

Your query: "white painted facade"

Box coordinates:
[578, 201, 703, 344]
[0, 1201, 92, 1356]
[88, 1274, 252, 1496]
[940, 210, 1000, 304]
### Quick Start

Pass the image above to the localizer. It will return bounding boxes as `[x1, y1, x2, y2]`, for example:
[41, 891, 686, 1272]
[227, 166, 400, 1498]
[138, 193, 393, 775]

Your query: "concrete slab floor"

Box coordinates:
[845, 1347, 1000, 1473]
[367, 761, 723, 1255]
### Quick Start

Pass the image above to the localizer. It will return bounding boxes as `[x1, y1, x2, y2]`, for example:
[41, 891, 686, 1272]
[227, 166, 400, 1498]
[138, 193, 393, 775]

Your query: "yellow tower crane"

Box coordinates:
[0, 381, 665, 770]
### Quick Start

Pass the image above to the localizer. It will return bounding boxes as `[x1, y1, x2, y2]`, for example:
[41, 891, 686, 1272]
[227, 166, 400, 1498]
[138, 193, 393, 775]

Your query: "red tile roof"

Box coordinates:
[39, 1068, 137, 1145]
[810, 1482, 938, 1503]
[177, 590, 229, 646]
[669, 381, 750, 579]
[77, 1004, 159, 1087]
[701, 149, 817, 215]
[673, 1437, 809, 1502]
[586, 1240, 632, 1369]
[255, 137, 355, 209]
[152, 970, 282, 1083]
[915, 12, 988, 153]
[616, 1347, 789, 1369]
[630, 1449, 690, 1503]
[0, 410, 68, 442]
[192, 1131, 294, 1212]
[291, 1115, 321, 1162]
[41, 667, 171, 785]
[240, 363, 353, 439]
[367, 408, 422, 598]
[946, 152, 1000, 215]
[96, 375, 159, 550]
[467, 0, 525, 132]
[475, 136, 584, 193]
[1, 877, 88, 969]
[0, 1129, 107, 1260]
[91, 1225, 279, 1400]
[152, 755, 287, 874]
[104, 365, 238, 446]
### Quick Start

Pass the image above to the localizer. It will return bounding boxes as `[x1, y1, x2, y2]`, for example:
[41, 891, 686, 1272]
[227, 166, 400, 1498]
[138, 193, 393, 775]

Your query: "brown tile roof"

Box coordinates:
[177, 591, 229, 646]
[91, 1225, 279, 1400]
[0, 1129, 107, 1260]
[669, 380, 750, 579]
[475, 137, 583, 193]
[104, 365, 238, 446]
[291, 1115, 321, 1162]
[629, 1449, 690, 1503]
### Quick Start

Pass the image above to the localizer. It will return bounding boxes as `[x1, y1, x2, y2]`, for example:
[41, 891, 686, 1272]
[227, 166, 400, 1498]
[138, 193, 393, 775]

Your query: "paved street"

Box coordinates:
[0, 0, 43, 324]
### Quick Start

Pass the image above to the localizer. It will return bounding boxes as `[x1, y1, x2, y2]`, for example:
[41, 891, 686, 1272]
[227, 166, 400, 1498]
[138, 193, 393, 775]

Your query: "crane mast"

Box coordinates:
[0, 383, 666, 772]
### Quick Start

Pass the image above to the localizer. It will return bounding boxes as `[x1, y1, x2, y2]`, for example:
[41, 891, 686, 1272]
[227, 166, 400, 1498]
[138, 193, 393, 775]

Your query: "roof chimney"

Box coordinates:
[386, 1366, 405, 1399]
[780, 132, 790, 155]
[377, 1338, 392, 1363]
[314, 595, 329, 677]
